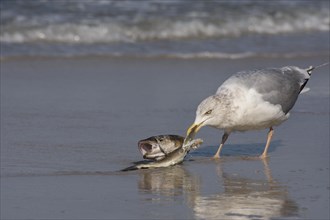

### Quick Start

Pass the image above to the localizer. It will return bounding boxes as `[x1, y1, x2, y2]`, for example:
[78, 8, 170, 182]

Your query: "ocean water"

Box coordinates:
[1, 0, 329, 58]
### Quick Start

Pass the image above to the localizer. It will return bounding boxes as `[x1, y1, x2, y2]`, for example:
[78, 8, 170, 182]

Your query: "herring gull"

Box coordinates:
[184, 63, 329, 158]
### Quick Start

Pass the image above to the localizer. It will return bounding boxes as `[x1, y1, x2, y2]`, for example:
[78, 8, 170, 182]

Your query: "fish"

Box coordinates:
[122, 135, 203, 171]
[138, 135, 184, 161]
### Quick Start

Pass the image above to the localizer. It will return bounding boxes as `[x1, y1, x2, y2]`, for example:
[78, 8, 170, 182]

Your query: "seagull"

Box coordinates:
[184, 63, 329, 159]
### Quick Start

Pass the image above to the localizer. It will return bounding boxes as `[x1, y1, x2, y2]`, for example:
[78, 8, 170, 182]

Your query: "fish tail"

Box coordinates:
[121, 163, 151, 171]
[121, 165, 139, 172]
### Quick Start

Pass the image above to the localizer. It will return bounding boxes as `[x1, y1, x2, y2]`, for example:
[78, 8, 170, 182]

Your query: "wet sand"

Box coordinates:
[1, 55, 329, 219]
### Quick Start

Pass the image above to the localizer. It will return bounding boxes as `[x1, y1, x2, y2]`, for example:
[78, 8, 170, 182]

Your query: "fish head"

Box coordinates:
[138, 135, 184, 160]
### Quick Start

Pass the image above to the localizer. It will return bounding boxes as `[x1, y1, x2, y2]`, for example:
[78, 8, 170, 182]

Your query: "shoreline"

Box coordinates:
[1, 53, 329, 219]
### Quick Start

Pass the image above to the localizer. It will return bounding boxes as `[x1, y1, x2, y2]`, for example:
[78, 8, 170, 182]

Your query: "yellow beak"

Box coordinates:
[183, 123, 203, 145]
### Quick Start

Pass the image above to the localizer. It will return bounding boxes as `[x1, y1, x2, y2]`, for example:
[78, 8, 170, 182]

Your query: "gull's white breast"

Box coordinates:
[221, 84, 289, 132]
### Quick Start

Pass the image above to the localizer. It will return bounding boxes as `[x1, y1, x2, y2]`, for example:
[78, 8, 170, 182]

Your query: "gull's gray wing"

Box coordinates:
[220, 66, 309, 114]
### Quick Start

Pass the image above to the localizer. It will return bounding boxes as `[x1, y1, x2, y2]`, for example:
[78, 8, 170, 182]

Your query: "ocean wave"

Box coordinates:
[1, 18, 329, 44]
[2, 51, 328, 62]
[1, 1, 329, 44]
[114, 51, 329, 60]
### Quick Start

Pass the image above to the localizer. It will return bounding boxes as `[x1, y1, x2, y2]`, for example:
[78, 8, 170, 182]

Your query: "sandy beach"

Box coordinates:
[1, 54, 329, 219]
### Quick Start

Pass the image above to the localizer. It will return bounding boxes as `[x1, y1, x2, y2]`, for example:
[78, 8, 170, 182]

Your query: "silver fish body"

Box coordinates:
[122, 136, 203, 171]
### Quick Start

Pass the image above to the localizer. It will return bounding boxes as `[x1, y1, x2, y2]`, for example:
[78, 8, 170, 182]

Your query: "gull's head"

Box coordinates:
[185, 95, 223, 143]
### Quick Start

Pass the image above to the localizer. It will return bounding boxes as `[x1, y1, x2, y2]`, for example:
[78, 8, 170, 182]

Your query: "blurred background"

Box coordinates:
[1, 0, 329, 58]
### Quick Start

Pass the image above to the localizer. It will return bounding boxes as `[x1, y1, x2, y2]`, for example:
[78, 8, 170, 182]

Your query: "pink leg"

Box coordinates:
[213, 132, 230, 159]
[260, 127, 274, 158]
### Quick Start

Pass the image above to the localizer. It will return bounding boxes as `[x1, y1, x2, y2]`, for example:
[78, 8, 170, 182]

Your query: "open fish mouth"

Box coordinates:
[138, 140, 165, 160]
[138, 142, 152, 155]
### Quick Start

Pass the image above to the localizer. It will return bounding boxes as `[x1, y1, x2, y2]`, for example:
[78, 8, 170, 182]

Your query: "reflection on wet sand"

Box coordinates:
[137, 158, 298, 219]
[138, 166, 200, 203]
[193, 159, 298, 219]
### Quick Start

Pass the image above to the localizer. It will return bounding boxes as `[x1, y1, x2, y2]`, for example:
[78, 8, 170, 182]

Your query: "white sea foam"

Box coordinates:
[1, 1, 329, 58]
[1, 9, 329, 44]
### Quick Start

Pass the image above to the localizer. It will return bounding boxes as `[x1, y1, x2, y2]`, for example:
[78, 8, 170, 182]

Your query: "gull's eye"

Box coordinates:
[205, 110, 212, 115]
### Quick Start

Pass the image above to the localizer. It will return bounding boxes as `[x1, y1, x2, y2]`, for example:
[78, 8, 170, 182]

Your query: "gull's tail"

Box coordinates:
[300, 62, 329, 93]
[306, 62, 329, 75]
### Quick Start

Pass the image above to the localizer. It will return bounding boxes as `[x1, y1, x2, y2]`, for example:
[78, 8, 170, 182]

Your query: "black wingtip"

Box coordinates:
[306, 66, 314, 75]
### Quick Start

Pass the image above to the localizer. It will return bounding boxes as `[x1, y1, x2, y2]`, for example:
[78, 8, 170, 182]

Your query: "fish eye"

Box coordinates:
[205, 110, 212, 115]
